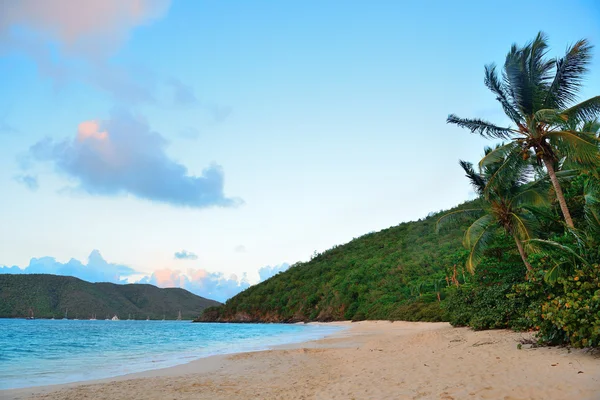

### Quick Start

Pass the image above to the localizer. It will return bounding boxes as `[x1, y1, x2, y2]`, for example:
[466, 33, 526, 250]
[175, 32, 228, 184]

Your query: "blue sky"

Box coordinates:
[1, 0, 599, 301]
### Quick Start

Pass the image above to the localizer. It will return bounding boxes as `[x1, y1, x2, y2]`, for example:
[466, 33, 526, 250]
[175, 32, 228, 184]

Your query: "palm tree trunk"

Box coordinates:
[542, 156, 575, 229]
[513, 236, 532, 272]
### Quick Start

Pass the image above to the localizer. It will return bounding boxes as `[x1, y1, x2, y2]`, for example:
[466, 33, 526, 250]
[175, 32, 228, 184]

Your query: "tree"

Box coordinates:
[448, 32, 600, 229]
[437, 147, 548, 273]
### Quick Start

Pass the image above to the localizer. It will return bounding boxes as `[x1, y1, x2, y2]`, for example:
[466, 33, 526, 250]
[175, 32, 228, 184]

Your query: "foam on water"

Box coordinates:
[0, 319, 344, 389]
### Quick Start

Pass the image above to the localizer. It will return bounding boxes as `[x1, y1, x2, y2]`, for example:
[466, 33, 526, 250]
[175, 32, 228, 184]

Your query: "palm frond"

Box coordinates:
[510, 212, 535, 242]
[544, 39, 593, 109]
[435, 208, 484, 233]
[582, 119, 600, 136]
[583, 179, 600, 233]
[463, 214, 495, 273]
[562, 96, 600, 124]
[478, 142, 521, 168]
[544, 261, 572, 284]
[525, 239, 589, 266]
[484, 150, 529, 197]
[459, 160, 486, 195]
[484, 64, 523, 124]
[447, 115, 517, 139]
[504, 43, 533, 115]
[512, 186, 550, 208]
[528, 32, 554, 109]
[533, 108, 568, 125]
[546, 130, 600, 166]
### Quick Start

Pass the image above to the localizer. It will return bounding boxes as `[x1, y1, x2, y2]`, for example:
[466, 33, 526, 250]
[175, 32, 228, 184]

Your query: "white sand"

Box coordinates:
[3, 321, 599, 399]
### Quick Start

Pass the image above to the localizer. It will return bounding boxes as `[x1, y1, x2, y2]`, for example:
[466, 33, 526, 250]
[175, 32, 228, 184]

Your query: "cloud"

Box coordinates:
[234, 245, 247, 253]
[14, 174, 39, 190]
[206, 104, 232, 123]
[1, 0, 170, 103]
[0, 0, 170, 55]
[167, 78, 197, 106]
[174, 250, 198, 260]
[1, 249, 291, 303]
[0, 114, 19, 134]
[258, 263, 290, 282]
[0, 250, 137, 283]
[28, 110, 242, 208]
[140, 268, 251, 303]
[144, 262, 290, 302]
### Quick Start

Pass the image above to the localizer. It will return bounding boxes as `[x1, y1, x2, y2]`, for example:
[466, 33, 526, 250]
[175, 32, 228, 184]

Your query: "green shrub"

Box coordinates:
[516, 265, 600, 347]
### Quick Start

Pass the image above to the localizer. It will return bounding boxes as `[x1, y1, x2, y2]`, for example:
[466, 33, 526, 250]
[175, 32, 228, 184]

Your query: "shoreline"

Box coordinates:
[3, 321, 599, 399]
[0, 320, 347, 399]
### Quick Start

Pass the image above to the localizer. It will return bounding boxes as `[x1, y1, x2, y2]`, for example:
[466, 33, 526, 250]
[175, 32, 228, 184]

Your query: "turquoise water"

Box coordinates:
[0, 319, 343, 389]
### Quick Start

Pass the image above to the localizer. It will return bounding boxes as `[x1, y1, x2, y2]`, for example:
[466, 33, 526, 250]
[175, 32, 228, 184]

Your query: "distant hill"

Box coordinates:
[197, 201, 478, 323]
[0, 274, 220, 320]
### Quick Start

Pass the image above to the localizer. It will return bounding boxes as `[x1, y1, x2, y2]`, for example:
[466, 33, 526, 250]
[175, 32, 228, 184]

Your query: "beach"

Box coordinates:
[4, 321, 599, 400]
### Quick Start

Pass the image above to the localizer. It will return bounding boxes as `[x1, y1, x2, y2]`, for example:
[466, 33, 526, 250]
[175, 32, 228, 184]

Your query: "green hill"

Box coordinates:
[0, 274, 220, 320]
[198, 201, 479, 323]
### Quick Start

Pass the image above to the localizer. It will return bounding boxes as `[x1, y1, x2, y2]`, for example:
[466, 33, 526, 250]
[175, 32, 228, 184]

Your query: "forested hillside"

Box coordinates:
[0, 274, 220, 320]
[198, 200, 478, 322]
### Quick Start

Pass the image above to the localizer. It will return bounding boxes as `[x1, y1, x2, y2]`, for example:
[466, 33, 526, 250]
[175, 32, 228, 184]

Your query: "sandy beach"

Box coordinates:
[4, 321, 599, 400]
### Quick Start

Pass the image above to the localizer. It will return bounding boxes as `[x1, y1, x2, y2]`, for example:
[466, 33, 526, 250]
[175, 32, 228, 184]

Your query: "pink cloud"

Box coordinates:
[1, 0, 170, 54]
[77, 121, 108, 142]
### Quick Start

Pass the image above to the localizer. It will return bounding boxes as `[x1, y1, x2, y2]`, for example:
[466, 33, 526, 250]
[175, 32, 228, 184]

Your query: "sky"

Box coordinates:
[1, 0, 599, 302]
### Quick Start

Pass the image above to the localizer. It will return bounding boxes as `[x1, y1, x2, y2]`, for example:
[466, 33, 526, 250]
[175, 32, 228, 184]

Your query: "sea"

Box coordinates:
[0, 319, 344, 390]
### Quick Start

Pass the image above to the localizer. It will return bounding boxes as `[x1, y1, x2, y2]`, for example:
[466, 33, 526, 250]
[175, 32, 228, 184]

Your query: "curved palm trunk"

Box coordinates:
[513, 236, 533, 272]
[542, 157, 575, 229]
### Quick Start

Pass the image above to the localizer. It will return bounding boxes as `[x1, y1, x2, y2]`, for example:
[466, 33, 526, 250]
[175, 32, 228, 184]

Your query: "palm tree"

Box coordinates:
[437, 147, 548, 273]
[448, 32, 600, 229]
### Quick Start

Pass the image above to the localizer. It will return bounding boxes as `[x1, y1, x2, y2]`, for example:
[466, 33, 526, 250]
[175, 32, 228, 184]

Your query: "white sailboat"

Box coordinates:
[111, 314, 119, 321]
[177, 310, 182, 321]
[63, 308, 68, 320]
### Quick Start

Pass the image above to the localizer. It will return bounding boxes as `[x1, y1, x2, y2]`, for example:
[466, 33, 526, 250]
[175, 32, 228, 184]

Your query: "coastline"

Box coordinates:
[3, 321, 599, 400]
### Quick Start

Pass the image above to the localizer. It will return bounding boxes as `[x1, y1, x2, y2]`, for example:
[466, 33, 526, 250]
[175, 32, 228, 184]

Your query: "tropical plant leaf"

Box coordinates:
[484, 64, 523, 124]
[547, 130, 600, 166]
[525, 239, 589, 266]
[562, 96, 600, 124]
[544, 261, 571, 284]
[544, 39, 592, 109]
[478, 142, 521, 168]
[583, 179, 600, 233]
[447, 115, 517, 139]
[435, 208, 484, 233]
[533, 108, 568, 125]
[463, 214, 495, 273]
[459, 160, 486, 195]
[512, 186, 550, 208]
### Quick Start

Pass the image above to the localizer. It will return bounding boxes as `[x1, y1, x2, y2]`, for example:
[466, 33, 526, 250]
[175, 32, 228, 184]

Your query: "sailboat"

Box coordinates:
[26, 308, 35, 320]
[90, 314, 97, 320]
[111, 314, 119, 321]
[63, 308, 68, 320]
[162, 314, 165, 321]
[177, 310, 182, 321]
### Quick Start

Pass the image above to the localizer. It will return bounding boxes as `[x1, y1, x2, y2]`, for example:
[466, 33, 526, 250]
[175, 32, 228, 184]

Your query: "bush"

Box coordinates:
[516, 265, 600, 347]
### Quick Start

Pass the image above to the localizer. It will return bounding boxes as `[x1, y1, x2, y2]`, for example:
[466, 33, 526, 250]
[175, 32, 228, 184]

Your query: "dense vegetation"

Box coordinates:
[0, 274, 220, 320]
[198, 200, 475, 323]
[201, 33, 600, 348]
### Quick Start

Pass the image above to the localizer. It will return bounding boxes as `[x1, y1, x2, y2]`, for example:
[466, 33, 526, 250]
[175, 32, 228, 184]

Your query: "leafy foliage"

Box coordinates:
[198, 202, 479, 323]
